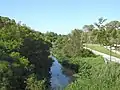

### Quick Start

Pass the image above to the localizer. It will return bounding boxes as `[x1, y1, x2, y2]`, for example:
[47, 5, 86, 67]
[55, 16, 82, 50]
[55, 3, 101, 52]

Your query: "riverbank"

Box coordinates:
[50, 56, 75, 90]
[52, 48, 120, 90]
[65, 56, 120, 90]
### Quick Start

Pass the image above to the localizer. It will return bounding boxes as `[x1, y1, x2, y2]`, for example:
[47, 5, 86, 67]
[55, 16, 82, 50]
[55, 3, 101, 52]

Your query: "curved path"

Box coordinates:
[104, 46, 120, 55]
[84, 47, 120, 64]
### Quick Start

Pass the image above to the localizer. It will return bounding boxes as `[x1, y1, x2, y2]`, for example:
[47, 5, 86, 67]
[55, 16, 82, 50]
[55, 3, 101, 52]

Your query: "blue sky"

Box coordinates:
[0, 0, 120, 34]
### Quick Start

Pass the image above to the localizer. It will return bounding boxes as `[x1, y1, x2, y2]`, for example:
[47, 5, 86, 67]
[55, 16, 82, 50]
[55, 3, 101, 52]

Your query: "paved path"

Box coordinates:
[84, 47, 120, 64]
[104, 46, 120, 55]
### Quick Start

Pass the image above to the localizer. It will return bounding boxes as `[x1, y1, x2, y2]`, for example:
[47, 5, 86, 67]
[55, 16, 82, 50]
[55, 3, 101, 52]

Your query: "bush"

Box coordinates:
[65, 57, 120, 90]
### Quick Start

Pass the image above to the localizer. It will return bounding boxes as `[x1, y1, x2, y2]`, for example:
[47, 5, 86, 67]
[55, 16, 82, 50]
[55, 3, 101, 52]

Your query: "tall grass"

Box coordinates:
[65, 56, 120, 90]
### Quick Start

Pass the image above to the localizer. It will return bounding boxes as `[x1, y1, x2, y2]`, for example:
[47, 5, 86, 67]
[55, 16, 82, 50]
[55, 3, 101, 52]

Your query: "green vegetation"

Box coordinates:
[52, 29, 96, 61]
[1, 16, 120, 90]
[65, 60, 120, 90]
[86, 44, 120, 58]
[0, 16, 53, 90]
[52, 17, 120, 90]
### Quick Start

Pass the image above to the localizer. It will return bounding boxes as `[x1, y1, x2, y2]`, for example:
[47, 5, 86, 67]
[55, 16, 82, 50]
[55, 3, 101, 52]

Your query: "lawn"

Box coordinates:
[86, 44, 120, 59]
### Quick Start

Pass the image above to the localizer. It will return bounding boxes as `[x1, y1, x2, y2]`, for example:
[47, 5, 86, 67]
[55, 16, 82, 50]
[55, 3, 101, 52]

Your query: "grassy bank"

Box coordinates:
[86, 44, 120, 58]
[53, 48, 120, 90]
[65, 56, 120, 90]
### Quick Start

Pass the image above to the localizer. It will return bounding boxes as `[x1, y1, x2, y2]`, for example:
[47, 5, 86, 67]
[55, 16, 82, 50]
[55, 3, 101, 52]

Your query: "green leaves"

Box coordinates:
[0, 61, 12, 90]
[10, 52, 29, 66]
[0, 16, 52, 90]
[26, 74, 45, 90]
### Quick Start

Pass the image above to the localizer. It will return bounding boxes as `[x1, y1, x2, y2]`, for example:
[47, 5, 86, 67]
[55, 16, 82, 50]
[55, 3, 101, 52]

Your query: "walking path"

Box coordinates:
[104, 46, 120, 55]
[84, 47, 120, 64]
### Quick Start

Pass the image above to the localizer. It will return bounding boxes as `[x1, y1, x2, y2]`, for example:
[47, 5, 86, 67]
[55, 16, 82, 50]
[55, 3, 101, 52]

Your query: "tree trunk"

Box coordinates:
[116, 41, 117, 52]
[110, 45, 112, 61]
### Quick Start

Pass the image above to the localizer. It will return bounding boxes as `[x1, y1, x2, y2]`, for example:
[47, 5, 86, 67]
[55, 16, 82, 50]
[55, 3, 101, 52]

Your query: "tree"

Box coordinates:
[94, 17, 107, 45]
[105, 21, 120, 30]
[0, 16, 53, 90]
[94, 17, 107, 29]
[105, 21, 120, 51]
[94, 17, 115, 61]
[83, 24, 95, 31]
[63, 29, 83, 57]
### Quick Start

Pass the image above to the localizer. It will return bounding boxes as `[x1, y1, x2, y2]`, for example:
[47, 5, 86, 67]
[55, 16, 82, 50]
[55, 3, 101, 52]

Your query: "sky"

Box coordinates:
[0, 0, 120, 34]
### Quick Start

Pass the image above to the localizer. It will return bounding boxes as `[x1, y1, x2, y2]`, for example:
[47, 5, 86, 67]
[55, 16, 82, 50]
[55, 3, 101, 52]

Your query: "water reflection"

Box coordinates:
[50, 56, 74, 90]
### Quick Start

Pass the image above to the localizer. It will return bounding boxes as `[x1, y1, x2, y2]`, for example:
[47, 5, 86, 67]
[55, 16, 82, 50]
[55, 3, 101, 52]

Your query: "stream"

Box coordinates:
[50, 56, 74, 90]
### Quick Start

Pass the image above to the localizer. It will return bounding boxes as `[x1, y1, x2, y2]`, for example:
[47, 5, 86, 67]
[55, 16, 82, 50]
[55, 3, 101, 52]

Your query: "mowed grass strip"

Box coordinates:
[86, 44, 120, 59]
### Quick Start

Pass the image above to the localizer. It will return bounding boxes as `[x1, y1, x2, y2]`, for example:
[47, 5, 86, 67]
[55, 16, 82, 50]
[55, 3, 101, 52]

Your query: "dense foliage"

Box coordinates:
[53, 18, 120, 60]
[52, 29, 95, 60]
[0, 16, 53, 90]
[65, 57, 120, 90]
[52, 17, 120, 90]
[83, 17, 120, 47]
[1, 16, 120, 90]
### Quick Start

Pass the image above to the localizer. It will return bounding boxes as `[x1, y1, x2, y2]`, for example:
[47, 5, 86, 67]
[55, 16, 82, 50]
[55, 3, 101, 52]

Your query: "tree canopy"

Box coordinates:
[0, 16, 53, 90]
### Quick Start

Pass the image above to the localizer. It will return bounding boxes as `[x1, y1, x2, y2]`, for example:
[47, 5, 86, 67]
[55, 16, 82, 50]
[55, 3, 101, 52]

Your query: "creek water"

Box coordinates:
[50, 56, 74, 90]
